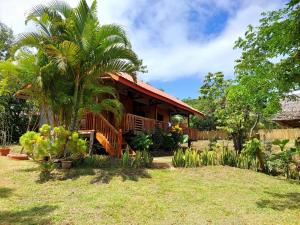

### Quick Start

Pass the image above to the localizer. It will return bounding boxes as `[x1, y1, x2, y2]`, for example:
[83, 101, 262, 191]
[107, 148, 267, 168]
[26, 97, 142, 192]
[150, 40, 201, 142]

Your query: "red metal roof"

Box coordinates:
[110, 73, 204, 116]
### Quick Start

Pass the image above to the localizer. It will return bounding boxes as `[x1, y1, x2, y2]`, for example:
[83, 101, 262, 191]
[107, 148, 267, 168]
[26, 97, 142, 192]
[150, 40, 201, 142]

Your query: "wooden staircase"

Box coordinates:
[81, 113, 122, 157]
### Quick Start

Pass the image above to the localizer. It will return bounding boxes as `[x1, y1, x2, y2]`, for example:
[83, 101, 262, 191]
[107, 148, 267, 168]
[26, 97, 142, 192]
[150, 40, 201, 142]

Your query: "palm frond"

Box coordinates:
[97, 24, 132, 48]
[44, 41, 80, 72]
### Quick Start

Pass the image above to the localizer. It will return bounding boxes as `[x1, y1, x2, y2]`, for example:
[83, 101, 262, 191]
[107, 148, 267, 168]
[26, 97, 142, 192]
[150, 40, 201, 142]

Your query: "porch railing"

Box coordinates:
[121, 113, 199, 140]
[82, 112, 122, 156]
[121, 113, 169, 133]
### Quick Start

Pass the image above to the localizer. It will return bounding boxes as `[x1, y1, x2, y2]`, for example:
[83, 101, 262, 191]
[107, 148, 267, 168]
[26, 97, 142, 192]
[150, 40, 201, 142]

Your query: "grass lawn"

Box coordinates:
[0, 156, 300, 225]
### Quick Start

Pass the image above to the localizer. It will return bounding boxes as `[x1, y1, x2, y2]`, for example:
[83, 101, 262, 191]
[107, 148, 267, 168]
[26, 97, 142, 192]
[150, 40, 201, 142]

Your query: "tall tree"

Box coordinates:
[184, 72, 230, 131]
[0, 22, 14, 60]
[235, 0, 300, 95]
[15, 0, 145, 130]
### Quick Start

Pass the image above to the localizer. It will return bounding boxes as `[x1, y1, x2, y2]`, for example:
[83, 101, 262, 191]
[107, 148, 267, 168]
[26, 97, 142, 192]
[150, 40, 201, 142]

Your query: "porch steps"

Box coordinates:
[95, 132, 116, 156]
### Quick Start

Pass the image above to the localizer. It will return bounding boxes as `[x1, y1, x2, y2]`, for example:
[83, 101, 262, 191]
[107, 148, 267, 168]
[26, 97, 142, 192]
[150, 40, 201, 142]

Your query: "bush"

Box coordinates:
[201, 150, 218, 166]
[220, 147, 238, 167]
[172, 149, 201, 168]
[121, 150, 153, 168]
[131, 133, 153, 151]
[265, 147, 299, 179]
[20, 124, 87, 161]
[239, 138, 264, 171]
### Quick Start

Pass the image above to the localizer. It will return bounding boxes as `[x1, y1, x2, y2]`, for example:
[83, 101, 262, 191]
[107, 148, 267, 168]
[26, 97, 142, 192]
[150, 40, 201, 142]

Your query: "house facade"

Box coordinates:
[80, 73, 204, 156]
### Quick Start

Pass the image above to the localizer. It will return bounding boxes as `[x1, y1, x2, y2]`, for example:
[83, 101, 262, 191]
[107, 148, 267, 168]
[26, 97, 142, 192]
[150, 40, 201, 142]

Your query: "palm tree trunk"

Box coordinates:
[70, 77, 80, 131]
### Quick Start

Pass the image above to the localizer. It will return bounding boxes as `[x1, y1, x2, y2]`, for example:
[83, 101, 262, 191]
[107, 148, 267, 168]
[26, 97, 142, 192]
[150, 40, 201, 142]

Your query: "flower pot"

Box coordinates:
[0, 148, 11, 156]
[7, 153, 29, 160]
[61, 160, 72, 169]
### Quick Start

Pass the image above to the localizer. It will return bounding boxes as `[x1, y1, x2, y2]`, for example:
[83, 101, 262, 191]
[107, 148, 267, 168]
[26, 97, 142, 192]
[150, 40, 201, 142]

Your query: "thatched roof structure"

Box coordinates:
[273, 94, 300, 127]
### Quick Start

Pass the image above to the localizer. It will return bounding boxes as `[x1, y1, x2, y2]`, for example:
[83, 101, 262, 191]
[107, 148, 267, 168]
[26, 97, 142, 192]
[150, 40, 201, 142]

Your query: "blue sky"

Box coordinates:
[0, 0, 287, 99]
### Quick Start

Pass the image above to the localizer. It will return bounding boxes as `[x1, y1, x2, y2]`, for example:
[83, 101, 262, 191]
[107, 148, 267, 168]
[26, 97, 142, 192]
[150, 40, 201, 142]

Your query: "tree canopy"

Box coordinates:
[0, 22, 14, 60]
[12, 0, 145, 130]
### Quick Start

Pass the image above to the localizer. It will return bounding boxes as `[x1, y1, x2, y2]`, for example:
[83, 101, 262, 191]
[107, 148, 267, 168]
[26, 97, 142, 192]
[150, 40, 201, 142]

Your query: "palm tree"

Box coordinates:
[16, 0, 145, 130]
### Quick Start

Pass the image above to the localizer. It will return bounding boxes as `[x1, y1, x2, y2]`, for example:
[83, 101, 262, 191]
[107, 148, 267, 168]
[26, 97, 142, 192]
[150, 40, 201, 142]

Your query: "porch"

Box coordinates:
[121, 113, 199, 141]
[80, 112, 200, 157]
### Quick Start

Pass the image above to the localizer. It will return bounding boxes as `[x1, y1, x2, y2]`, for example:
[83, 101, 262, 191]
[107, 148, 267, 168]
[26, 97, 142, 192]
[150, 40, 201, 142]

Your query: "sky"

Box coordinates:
[0, 0, 287, 99]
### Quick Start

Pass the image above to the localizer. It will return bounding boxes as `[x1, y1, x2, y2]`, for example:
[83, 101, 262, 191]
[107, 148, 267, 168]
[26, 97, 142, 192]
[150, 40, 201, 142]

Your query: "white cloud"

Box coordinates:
[0, 0, 286, 81]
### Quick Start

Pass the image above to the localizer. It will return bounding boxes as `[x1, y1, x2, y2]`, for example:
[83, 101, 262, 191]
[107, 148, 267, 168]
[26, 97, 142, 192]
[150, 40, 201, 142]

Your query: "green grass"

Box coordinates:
[0, 156, 299, 225]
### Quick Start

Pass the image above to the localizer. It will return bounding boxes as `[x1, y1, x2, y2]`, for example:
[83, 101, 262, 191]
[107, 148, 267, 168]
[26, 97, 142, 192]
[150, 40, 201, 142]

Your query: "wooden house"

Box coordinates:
[80, 73, 204, 156]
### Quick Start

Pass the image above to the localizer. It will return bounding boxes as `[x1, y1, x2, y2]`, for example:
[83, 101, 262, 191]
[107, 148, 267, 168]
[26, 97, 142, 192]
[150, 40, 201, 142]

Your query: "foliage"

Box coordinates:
[0, 95, 38, 143]
[169, 124, 188, 150]
[143, 125, 188, 152]
[121, 150, 132, 167]
[39, 161, 57, 174]
[172, 148, 219, 167]
[172, 149, 201, 168]
[235, 0, 300, 96]
[272, 139, 290, 152]
[220, 147, 238, 167]
[183, 72, 230, 131]
[201, 150, 218, 166]
[0, 105, 12, 147]
[20, 124, 87, 161]
[0, 22, 14, 60]
[266, 147, 299, 179]
[121, 150, 153, 168]
[239, 138, 265, 170]
[13, 0, 145, 130]
[131, 133, 153, 151]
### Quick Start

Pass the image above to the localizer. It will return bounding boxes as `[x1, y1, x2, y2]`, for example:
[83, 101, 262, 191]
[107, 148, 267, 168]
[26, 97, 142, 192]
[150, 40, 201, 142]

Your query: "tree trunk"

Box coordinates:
[249, 114, 260, 138]
[70, 77, 80, 131]
[232, 130, 245, 154]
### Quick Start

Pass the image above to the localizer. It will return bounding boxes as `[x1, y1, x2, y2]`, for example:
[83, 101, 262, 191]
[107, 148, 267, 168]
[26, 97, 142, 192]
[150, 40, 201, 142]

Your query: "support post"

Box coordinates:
[88, 130, 95, 156]
[117, 129, 123, 158]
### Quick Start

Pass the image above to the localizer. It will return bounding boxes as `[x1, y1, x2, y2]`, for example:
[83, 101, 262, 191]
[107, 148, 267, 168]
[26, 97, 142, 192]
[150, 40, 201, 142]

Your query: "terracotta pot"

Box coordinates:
[0, 148, 11, 156]
[61, 160, 72, 169]
[7, 153, 29, 160]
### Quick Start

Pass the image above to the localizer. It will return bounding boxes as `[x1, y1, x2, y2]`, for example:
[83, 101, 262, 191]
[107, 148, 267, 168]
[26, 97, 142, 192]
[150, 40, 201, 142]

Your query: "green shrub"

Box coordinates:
[122, 150, 133, 167]
[141, 150, 153, 167]
[131, 133, 153, 151]
[121, 150, 153, 168]
[239, 138, 264, 171]
[201, 150, 218, 166]
[172, 149, 185, 167]
[185, 149, 201, 167]
[20, 124, 87, 161]
[172, 149, 201, 168]
[220, 147, 238, 167]
[266, 147, 298, 179]
[272, 139, 289, 151]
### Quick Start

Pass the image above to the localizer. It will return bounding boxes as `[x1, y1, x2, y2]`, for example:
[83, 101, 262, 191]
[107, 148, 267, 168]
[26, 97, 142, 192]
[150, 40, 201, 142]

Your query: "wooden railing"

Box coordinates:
[121, 113, 200, 140]
[122, 113, 169, 133]
[82, 112, 122, 157]
[183, 127, 199, 141]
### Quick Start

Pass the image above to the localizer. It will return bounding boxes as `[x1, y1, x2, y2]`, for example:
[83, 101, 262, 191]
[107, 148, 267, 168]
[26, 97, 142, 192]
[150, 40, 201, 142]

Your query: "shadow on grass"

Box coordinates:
[17, 167, 39, 173]
[257, 191, 300, 210]
[0, 187, 14, 198]
[90, 167, 151, 184]
[37, 166, 151, 184]
[0, 205, 57, 225]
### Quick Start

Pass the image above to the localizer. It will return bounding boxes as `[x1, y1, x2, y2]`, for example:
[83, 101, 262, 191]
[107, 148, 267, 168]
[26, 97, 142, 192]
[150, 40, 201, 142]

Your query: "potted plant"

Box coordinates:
[0, 113, 12, 156]
[61, 159, 72, 169]
[0, 131, 11, 155]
